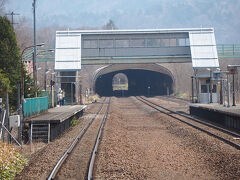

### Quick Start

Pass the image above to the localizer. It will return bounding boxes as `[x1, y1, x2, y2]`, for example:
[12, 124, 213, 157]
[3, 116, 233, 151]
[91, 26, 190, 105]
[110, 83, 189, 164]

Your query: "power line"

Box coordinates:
[5, 11, 20, 27]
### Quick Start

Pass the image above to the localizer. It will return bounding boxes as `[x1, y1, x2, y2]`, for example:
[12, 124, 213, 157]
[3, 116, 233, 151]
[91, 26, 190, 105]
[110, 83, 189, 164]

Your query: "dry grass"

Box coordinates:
[173, 92, 190, 100]
[112, 84, 128, 91]
[83, 94, 101, 104]
[0, 142, 27, 180]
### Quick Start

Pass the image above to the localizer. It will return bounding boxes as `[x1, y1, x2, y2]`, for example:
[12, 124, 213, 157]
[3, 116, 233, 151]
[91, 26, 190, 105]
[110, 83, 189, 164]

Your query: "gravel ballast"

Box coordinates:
[16, 97, 240, 179]
[15, 102, 102, 180]
[94, 97, 240, 179]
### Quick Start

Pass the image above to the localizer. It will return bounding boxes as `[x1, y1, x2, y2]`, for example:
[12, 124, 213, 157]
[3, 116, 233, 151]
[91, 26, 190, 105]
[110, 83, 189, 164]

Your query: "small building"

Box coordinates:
[196, 70, 219, 104]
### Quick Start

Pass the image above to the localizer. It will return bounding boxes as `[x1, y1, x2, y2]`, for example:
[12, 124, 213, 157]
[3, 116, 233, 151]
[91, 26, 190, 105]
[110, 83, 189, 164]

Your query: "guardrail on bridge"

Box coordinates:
[217, 44, 240, 58]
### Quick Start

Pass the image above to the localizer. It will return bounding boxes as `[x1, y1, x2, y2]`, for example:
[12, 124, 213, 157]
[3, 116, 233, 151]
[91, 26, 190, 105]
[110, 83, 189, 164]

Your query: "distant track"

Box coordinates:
[136, 96, 240, 150]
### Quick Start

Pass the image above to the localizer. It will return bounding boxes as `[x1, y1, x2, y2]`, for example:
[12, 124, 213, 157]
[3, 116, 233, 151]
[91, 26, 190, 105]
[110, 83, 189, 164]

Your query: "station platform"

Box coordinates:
[189, 103, 240, 132]
[26, 105, 87, 123]
[24, 105, 87, 142]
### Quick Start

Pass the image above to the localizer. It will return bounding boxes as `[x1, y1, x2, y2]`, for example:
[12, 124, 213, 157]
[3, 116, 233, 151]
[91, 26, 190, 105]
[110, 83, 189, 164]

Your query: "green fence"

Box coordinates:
[23, 97, 48, 118]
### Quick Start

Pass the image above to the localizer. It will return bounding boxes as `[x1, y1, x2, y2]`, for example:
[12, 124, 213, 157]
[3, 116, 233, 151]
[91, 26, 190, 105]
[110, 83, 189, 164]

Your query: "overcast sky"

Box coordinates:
[5, 0, 240, 43]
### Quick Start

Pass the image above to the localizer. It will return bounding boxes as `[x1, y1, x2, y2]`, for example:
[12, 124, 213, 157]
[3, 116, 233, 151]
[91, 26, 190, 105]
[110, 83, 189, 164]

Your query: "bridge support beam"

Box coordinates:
[82, 56, 191, 65]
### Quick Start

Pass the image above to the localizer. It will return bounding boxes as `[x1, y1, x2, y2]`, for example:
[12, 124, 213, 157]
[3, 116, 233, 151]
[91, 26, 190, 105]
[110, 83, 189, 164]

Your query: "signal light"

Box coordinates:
[27, 87, 31, 91]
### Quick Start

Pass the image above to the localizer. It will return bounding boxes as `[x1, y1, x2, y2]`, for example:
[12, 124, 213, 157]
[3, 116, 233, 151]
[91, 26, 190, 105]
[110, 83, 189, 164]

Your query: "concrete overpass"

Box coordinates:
[54, 28, 219, 70]
[34, 29, 240, 102]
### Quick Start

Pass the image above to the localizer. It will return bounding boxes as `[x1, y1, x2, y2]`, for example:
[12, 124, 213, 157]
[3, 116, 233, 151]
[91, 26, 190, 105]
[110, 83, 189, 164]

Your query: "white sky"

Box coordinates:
[5, 0, 240, 43]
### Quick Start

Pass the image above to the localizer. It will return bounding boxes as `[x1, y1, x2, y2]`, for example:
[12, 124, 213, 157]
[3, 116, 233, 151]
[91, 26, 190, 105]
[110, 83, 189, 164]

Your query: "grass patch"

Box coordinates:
[173, 92, 189, 99]
[112, 83, 128, 90]
[0, 142, 27, 180]
[88, 94, 101, 103]
[70, 116, 79, 127]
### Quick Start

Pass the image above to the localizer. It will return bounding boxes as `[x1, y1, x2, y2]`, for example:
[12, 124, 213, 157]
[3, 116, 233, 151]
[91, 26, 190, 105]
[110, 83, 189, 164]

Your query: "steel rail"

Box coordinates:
[88, 97, 111, 180]
[136, 96, 240, 150]
[47, 98, 107, 180]
[141, 96, 240, 138]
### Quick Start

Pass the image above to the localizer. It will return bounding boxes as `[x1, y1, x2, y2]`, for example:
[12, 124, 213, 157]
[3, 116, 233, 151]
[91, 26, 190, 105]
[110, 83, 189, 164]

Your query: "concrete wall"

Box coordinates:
[37, 57, 240, 102]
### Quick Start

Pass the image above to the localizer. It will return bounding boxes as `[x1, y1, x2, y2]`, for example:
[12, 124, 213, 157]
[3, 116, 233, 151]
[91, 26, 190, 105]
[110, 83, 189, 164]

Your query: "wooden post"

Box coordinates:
[48, 123, 50, 143]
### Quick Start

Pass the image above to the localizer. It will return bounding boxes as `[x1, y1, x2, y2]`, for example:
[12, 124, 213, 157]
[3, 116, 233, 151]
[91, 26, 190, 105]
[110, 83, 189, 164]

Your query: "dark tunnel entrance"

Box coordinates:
[95, 69, 173, 97]
[112, 73, 129, 97]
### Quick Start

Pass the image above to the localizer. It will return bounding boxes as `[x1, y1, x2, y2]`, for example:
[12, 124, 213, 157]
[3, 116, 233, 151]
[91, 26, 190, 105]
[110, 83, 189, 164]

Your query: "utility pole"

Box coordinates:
[51, 73, 55, 108]
[191, 76, 194, 103]
[6, 11, 19, 28]
[220, 79, 223, 104]
[17, 81, 22, 143]
[33, 0, 37, 97]
[71, 83, 73, 105]
[227, 73, 230, 108]
[0, 98, 3, 141]
[223, 79, 226, 107]
[210, 69, 213, 103]
[227, 65, 239, 106]
[232, 73, 236, 106]
[6, 92, 10, 143]
[80, 83, 83, 105]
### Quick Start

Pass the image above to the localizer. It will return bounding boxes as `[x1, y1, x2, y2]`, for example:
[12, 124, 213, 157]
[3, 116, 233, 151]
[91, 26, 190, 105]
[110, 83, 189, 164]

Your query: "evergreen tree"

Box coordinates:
[0, 16, 21, 110]
[0, 70, 10, 96]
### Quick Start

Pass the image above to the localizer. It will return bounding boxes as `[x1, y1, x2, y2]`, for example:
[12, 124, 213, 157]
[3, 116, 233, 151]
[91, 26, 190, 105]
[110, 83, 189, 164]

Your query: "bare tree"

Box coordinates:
[0, 0, 7, 15]
[0, 0, 6, 8]
[102, 19, 118, 30]
[15, 17, 33, 52]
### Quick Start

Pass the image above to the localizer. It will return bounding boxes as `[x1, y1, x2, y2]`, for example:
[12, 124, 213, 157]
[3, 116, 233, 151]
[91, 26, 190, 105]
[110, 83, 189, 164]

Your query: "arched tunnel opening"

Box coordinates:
[112, 73, 129, 97]
[95, 69, 173, 97]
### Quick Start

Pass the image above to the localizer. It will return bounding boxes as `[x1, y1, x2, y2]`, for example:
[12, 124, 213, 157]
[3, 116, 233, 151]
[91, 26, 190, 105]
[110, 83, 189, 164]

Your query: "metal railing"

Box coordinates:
[30, 44, 240, 63]
[217, 44, 240, 58]
[23, 97, 48, 118]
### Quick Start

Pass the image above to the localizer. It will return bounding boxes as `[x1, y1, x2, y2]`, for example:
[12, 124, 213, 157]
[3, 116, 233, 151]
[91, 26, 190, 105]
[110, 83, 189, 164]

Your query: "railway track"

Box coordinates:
[136, 96, 240, 150]
[159, 95, 191, 103]
[88, 97, 111, 180]
[47, 97, 111, 180]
